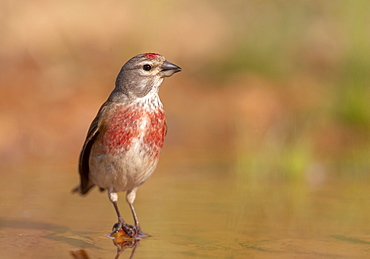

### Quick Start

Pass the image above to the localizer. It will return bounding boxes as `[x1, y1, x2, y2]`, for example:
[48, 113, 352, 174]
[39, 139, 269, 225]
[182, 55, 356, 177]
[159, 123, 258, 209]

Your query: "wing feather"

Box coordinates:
[75, 101, 109, 195]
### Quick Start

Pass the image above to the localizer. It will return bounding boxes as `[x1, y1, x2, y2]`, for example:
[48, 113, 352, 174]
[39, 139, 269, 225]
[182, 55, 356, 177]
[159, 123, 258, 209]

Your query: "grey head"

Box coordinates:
[111, 53, 181, 101]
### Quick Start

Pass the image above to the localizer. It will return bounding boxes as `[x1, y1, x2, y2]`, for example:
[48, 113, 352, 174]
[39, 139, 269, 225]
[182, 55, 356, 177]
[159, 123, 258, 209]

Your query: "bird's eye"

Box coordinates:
[143, 64, 152, 71]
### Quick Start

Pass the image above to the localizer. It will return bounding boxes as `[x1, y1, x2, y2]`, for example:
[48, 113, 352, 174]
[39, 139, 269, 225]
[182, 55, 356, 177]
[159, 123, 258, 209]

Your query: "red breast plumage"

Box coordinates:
[102, 105, 166, 157]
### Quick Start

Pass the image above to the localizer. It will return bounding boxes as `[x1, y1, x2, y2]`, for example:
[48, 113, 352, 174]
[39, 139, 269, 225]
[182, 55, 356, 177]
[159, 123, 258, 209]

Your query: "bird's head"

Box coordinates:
[114, 53, 181, 99]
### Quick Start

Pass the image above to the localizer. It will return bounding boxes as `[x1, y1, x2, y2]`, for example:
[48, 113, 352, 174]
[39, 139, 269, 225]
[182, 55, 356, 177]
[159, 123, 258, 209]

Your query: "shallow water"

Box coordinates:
[0, 161, 369, 258]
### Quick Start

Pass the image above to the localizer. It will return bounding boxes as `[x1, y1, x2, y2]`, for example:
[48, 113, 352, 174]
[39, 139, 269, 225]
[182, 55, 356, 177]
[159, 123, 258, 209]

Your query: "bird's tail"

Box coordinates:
[71, 185, 82, 194]
[71, 181, 95, 195]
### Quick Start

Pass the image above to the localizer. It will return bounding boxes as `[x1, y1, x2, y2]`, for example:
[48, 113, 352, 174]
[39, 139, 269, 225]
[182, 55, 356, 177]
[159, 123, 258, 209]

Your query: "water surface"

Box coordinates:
[0, 162, 369, 258]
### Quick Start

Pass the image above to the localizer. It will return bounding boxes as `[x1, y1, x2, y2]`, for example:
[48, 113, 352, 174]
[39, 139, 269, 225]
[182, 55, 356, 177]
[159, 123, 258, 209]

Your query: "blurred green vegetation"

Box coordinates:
[201, 1, 370, 180]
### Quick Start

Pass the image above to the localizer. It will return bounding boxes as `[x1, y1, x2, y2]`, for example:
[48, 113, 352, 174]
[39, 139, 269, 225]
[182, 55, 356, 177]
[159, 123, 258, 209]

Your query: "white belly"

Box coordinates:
[89, 142, 159, 192]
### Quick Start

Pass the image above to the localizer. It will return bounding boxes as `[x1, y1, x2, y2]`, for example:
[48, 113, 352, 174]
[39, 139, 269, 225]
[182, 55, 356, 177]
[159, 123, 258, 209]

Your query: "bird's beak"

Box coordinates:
[161, 60, 181, 77]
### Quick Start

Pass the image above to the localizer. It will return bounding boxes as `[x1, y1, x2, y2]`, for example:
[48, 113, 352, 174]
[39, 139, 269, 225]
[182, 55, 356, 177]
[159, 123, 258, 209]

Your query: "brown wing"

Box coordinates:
[74, 101, 109, 195]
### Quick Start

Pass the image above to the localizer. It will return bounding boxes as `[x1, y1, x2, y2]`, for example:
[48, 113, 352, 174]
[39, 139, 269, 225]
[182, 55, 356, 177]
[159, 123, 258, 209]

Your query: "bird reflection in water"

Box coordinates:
[112, 237, 140, 259]
[110, 229, 141, 259]
[70, 231, 140, 259]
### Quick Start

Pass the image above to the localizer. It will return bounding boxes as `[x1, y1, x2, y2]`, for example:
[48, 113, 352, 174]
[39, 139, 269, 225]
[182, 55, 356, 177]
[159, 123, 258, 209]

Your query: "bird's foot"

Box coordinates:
[111, 222, 148, 239]
[134, 227, 147, 238]
[111, 222, 137, 238]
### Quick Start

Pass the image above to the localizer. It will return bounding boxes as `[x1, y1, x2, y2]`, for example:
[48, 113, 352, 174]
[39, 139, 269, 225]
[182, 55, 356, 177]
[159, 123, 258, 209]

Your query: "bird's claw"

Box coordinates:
[111, 222, 137, 238]
[111, 222, 122, 234]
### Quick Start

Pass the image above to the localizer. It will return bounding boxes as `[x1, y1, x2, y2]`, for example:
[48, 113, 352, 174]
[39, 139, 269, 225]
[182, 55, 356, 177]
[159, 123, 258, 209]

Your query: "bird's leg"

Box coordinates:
[128, 202, 140, 231]
[126, 188, 144, 236]
[109, 192, 135, 237]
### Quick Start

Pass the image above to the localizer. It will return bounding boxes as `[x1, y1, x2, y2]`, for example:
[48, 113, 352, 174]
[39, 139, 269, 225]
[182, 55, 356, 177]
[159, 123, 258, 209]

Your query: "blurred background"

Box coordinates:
[0, 0, 369, 257]
[1, 0, 368, 179]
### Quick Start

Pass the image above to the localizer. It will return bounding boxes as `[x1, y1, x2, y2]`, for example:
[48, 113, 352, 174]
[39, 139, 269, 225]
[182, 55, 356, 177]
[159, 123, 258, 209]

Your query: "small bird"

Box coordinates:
[73, 53, 181, 237]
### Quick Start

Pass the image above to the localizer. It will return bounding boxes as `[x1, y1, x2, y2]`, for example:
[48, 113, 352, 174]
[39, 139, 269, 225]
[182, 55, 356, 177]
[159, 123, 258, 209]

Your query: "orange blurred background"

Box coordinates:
[0, 0, 369, 180]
